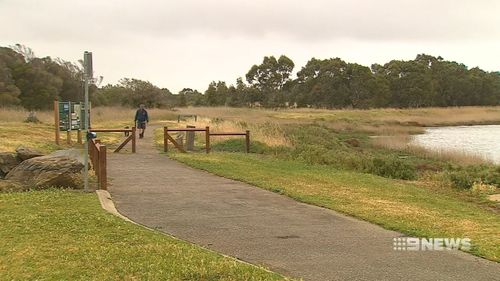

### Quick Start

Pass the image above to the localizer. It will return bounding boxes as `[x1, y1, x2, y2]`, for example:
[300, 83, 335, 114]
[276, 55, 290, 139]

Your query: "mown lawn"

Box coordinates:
[171, 152, 500, 262]
[0, 190, 287, 280]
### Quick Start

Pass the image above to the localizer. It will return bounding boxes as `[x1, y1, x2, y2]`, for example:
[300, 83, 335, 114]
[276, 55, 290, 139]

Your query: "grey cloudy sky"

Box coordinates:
[1, 0, 499, 93]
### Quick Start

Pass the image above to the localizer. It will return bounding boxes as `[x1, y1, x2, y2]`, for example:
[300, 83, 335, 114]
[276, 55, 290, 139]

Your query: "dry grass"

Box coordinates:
[269, 106, 500, 126]
[373, 106, 500, 126]
[371, 135, 492, 165]
[1, 105, 499, 157]
[0, 107, 52, 123]
[177, 106, 500, 136]
[175, 116, 292, 147]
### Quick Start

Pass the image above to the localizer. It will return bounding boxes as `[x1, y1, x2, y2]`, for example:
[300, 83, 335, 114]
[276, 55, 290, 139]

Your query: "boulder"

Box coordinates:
[49, 149, 84, 164]
[0, 152, 21, 178]
[16, 146, 44, 161]
[0, 179, 27, 192]
[6, 155, 84, 189]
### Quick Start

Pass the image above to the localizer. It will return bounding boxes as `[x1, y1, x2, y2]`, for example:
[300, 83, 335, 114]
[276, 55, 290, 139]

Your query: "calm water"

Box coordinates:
[411, 125, 500, 164]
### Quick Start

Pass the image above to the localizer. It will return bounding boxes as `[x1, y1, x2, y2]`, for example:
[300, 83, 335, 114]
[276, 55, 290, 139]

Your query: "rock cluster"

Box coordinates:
[0, 146, 84, 192]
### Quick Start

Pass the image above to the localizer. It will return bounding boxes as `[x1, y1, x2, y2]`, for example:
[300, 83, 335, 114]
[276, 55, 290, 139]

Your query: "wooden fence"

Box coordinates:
[90, 127, 136, 153]
[89, 139, 107, 189]
[164, 126, 250, 153]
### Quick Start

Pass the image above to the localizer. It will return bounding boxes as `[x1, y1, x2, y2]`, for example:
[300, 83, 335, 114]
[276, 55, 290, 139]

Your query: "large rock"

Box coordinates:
[6, 155, 84, 189]
[0, 152, 21, 178]
[49, 149, 84, 164]
[16, 146, 44, 161]
[0, 179, 27, 192]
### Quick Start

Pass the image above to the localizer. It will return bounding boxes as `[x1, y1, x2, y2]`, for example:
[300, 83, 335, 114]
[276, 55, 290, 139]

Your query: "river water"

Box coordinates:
[411, 125, 500, 164]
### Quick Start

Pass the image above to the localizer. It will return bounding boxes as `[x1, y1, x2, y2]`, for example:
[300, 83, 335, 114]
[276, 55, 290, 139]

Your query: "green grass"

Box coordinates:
[0, 190, 288, 280]
[170, 152, 500, 262]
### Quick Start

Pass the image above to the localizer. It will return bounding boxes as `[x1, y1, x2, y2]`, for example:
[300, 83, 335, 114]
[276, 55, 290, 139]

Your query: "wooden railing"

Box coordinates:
[89, 139, 107, 190]
[164, 126, 250, 153]
[90, 127, 136, 153]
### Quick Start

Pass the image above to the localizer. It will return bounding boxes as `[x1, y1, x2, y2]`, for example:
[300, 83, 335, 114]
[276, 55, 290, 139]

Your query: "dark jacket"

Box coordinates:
[135, 109, 149, 123]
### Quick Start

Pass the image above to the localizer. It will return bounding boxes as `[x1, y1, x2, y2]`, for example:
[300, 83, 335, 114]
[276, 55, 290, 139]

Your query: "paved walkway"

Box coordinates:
[107, 126, 499, 281]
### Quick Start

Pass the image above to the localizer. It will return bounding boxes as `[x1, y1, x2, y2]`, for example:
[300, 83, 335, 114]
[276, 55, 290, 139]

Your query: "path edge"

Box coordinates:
[94, 190, 288, 279]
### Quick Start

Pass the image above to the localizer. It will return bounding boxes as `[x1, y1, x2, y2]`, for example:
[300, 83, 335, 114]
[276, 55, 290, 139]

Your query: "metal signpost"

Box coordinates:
[83, 51, 93, 192]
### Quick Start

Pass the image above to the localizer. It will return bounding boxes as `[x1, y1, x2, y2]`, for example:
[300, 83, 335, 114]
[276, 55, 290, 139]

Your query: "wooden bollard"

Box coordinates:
[66, 131, 71, 145]
[131, 127, 136, 153]
[99, 145, 107, 190]
[245, 130, 250, 153]
[164, 127, 168, 152]
[54, 100, 60, 145]
[205, 126, 210, 154]
[77, 130, 82, 144]
[186, 125, 195, 151]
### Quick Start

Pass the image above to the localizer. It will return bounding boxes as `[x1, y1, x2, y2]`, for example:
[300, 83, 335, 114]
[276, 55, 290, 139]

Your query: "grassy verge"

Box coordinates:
[0, 122, 64, 153]
[170, 152, 500, 262]
[0, 190, 287, 280]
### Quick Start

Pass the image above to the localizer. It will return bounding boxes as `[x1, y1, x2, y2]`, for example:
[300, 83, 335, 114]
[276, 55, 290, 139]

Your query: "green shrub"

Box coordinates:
[291, 144, 334, 165]
[366, 156, 417, 180]
[446, 165, 500, 189]
[211, 139, 268, 154]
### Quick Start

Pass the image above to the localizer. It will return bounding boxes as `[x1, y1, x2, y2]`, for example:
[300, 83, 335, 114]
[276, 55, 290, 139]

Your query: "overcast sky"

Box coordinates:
[1, 0, 499, 93]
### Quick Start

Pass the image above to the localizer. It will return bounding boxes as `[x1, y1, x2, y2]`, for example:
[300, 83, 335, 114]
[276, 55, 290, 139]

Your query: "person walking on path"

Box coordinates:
[134, 104, 149, 139]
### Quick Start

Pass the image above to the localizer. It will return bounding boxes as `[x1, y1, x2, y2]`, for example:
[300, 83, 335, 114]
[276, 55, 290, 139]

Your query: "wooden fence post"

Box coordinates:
[245, 130, 250, 153]
[77, 130, 82, 144]
[131, 127, 136, 153]
[164, 127, 168, 152]
[186, 125, 195, 151]
[99, 145, 107, 190]
[66, 131, 71, 144]
[205, 126, 210, 154]
[54, 100, 60, 145]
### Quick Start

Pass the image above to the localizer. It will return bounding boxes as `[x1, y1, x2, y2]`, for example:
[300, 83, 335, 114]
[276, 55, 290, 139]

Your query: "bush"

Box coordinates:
[211, 139, 268, 154]
[366, 156, 417, 180]
[446, 165, 500, 189]
[291, 144, 334, 165]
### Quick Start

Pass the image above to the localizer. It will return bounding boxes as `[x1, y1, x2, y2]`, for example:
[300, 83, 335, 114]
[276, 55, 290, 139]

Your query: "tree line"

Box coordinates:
[195, 54, 499, 108]
[1, 45, 499, 110]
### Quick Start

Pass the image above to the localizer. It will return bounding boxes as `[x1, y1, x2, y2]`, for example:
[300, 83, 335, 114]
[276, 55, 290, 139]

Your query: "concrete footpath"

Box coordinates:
[107, 126, 500, 281]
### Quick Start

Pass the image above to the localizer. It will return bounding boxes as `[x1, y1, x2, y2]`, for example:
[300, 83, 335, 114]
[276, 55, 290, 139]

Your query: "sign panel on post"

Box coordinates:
[58, 102, 90, 131]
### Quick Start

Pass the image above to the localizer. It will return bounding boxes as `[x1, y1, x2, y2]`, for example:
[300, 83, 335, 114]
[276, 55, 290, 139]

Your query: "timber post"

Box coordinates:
[205, 126, 210, 153]
[99, 145, 107, 190]
[245, 130, 250, 153]
[164, 127, 168, 152]
[131, 127, 136, 153]
[54, 100, 60, 145]
[77, 130, 82, 144]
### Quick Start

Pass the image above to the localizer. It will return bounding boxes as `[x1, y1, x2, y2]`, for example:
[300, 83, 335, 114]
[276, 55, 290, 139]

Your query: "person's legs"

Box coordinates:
[139, 122, 146, 138]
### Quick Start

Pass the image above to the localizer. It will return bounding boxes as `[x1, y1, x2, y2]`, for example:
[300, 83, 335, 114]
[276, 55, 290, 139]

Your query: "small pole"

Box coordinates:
[164, 127, 168, 152]
[83, 51, 92, 192]
[245, 130, 250, 153]
[54, 100, 60, 145]
[77, 130, 82, 144]
[66, 130, 71, 144]
[205, 126, 210, 154]
[131, 127, 136, 153]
